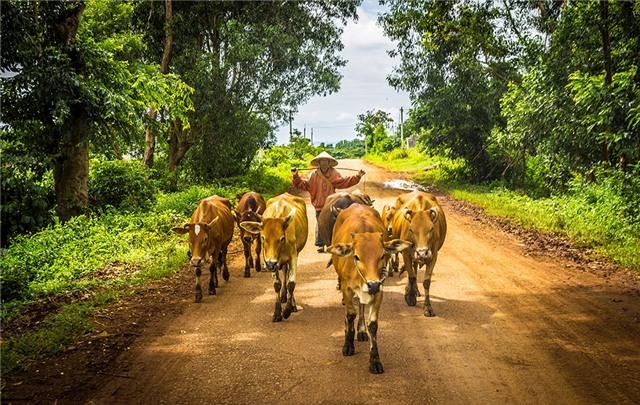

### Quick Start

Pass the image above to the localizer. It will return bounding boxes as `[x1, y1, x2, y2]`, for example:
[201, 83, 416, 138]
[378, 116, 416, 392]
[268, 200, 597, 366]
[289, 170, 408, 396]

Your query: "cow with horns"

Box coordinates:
[240, 193, 308, 322]
[234, 191, 267, 278]
[392, 190, 447, 317]
[172, 196, 236, 302]
[324, 203, 411, 374]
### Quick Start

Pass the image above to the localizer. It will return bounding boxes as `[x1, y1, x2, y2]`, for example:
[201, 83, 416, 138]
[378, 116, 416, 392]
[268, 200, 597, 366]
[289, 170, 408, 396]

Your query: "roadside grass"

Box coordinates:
[0, 164, 291, 375]
[369, 149, 640, 271]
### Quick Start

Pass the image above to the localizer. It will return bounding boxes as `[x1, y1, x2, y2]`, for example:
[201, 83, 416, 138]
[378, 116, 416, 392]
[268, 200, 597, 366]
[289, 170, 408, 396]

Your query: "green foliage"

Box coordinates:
[89, 159, 158, 213]
[0, 212, 184, 305]
[0, 137, 55, 246]
[331, 139, 366, 158]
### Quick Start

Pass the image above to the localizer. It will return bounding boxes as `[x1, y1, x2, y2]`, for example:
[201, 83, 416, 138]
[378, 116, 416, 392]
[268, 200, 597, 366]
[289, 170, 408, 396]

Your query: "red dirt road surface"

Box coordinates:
[3, 160, 640, 404]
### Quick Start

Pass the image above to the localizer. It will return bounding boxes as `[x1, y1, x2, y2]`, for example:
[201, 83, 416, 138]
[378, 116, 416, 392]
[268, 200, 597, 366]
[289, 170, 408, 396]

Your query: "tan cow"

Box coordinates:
[380, 203, 399, 276]
[392, 190, 447, 317]
[234, 191, 267, 278]
[172, 196, 236, 302]
[324, 204, 411, 374]
[240, 193, 308, 322]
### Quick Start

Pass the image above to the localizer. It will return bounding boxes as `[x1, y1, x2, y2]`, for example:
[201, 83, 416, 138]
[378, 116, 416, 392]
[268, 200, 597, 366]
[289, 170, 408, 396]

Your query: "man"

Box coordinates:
[291, 151, 365, 247]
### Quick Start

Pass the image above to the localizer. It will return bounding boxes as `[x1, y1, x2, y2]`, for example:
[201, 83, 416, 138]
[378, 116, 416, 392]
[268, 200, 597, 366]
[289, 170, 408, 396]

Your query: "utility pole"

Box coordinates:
[289, 110, 292, 139]
[400, 106, 404, 148]
[304, 124, 306, 139]
[311, 128, 313, 145]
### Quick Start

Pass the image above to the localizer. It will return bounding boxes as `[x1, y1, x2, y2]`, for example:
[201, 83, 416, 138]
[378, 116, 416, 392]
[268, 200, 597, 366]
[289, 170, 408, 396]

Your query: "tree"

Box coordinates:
[355, 109, 392, 154]
[1, 0, 192, 222]
[380, 1, 528, 180]
[133, 1, 360, 182]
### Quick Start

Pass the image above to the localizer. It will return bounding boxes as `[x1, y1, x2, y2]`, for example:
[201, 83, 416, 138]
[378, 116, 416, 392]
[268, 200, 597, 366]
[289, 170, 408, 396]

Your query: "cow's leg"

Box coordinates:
[254, 236, 262, 272]
[242, 236, 252, 278]
[272, 271, 283, 322]
[356, 301, 368, 342]
[342, 289, 356, 356]
[283, 260, 297, 319]
[280, 264, 288, 304]
[221, 243, 230, 282]
[208, 261, 217, 296]
[367, 296, 384, 374]
[403, 250, 418, 306]
[194, 266, 203, 303]
[422, 254, 438, 317]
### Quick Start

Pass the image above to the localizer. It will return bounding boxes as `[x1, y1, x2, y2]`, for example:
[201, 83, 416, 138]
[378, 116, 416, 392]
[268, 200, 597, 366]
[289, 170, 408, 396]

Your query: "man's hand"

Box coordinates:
[358, 169, 366, 177]
[291, 167, 298, 175]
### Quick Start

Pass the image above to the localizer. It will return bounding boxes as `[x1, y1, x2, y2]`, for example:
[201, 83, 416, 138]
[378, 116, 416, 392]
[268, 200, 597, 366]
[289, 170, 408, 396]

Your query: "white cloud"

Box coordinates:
[276, 3, 410, 146]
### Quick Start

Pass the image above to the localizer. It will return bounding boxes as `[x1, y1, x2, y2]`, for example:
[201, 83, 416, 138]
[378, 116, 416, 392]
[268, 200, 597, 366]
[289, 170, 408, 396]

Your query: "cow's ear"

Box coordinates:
[385, 239, 412, 254]
[240, 221, 262, 235]
[429, 207, 439, 222]
[171, 224, 190, 235]
[233, 210, 241, 223]
[207, 217, 220, 229]
[403, 208, 413, 220]
[325, 243, 353, 257]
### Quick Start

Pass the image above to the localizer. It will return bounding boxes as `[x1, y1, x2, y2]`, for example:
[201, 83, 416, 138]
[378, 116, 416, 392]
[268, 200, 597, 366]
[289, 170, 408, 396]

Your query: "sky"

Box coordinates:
[274, 1, 411, 146]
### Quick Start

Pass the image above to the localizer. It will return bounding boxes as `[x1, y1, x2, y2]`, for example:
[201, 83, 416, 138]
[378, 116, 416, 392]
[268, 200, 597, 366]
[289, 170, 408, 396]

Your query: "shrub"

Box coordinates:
[0, 152, 55, 246]
[89, 159, 158, 213]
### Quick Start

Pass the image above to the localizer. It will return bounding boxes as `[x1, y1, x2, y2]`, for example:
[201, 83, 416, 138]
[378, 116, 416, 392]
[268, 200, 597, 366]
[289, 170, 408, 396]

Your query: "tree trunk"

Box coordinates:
[52, 1, 89, 222]
[143, 0, 173, 168]
[54, 111, 90, 222]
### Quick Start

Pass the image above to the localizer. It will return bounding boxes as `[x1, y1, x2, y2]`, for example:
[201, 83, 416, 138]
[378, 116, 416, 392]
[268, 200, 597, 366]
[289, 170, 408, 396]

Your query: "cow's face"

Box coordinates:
[327, 232, 411, 296]
[260, 215, 293, 271]
[381, 204, 396, 236]
[172, 217, 220, 267]
[240, 211, 294, 272]
[403, 207, 439, 264]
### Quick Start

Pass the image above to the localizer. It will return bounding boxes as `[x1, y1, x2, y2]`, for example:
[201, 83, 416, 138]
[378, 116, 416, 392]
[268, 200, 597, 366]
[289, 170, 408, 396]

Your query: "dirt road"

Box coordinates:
[4, 160, 640, 404]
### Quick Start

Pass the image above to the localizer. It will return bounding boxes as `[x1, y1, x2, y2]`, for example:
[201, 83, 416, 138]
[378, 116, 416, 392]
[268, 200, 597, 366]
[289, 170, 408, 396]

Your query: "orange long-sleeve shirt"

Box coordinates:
[292, 168, 362, 211]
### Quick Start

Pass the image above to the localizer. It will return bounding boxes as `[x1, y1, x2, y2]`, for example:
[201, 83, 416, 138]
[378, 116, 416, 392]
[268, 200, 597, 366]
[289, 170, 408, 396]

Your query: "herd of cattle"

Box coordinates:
[172, 189, 447, 374]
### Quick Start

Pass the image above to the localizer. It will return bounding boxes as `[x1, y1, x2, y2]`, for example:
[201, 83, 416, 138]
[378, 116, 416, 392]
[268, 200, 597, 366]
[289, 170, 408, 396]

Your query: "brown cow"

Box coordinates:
[240, 193, 308, 322]
[324, 204, 411, 374]
[392, 190, 447, 317]
[381, 203, 399, 276]
[172, 196, 236, 302]
[317, 189, 373, 248]
[234, 191, 267, 278]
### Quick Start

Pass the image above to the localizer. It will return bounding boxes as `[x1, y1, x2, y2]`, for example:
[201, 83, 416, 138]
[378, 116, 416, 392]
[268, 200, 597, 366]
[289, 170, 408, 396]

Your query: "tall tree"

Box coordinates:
[133, 1, 360, 181]
[1, 0, 192, 221]
[143, 0, 174, 168]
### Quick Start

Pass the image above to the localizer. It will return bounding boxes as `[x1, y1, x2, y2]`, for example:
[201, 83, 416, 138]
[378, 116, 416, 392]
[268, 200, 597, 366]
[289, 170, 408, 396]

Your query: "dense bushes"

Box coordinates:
[0, 140, 55, 246]
[89, 159, 158, 213]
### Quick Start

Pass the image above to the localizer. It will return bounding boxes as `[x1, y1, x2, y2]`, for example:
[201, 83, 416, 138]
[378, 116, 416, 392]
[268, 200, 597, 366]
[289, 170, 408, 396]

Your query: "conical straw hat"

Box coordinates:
[310, 151, 338, 168]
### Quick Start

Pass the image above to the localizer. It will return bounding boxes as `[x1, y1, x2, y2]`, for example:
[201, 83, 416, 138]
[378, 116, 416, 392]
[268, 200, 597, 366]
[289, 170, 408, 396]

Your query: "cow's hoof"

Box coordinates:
[223, 270, 230, 281]
[282, 306, 291, 319]
[369, 361, 384, 374]
[195, 293, 203, 303]
[256, 266, 261, 272]
[424, 307, 436, 317]
[405, 293, 417, 307]
[272, 314, 283, 323]
[357, 331, 368, 342]
[244, 271, 251, 278]
[280, 295, 287, 304]
[208, 289, 216, 296]
[342, 345, 355, 356]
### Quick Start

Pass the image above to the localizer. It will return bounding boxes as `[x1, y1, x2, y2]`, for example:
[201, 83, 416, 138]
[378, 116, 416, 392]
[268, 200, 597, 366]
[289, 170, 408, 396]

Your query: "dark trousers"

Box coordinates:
[315, 210, 324, 247]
